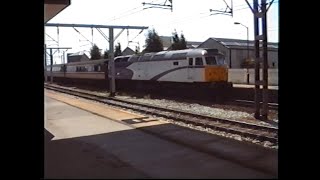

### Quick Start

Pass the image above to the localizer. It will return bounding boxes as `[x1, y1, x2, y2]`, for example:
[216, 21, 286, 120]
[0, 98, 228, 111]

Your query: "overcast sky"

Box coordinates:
[45, 0, 278, 63]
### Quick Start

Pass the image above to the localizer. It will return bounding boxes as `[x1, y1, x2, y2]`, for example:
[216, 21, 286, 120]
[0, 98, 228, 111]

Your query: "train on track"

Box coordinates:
[45, 48, 233, 101]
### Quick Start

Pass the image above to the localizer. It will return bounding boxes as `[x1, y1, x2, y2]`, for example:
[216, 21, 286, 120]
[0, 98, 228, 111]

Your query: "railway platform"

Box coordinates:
[45, 90, 278, 178]
[231, 84, 278, 103]
[233, 83, 278, 90]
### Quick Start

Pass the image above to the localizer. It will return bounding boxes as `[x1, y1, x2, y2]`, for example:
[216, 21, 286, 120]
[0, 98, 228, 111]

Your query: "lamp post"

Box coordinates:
[234, 22, 249, 84]
[234, 22, 249, 60]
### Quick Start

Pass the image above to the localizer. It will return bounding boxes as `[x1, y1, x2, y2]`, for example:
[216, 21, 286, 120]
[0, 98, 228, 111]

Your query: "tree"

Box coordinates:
[114, 42, 122, 57]
[90, 44, 101, 60]
[180, 33, 187, 49]
[143, 29, 163, 53]
[171, 31, 187, 50]
[171, 32, 180, 50]
[135, 46, 140, 54]
[103, 49, 109, 59]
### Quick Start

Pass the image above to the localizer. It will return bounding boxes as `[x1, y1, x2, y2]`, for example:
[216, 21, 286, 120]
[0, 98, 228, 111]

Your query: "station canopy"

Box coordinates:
[45, 0, 70, 23]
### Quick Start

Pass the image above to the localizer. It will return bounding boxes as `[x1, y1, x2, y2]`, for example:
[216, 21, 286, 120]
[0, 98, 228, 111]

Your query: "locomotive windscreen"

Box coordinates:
[205, 49, 220, 55]
[216, 55, 226, 65]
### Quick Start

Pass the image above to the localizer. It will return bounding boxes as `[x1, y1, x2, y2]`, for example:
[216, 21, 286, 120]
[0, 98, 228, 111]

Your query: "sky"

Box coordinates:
[45, 0, 279, 64]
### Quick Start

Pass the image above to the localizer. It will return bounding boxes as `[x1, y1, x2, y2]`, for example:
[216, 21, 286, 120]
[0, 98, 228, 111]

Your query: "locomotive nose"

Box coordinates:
[204, 66, 228, 82]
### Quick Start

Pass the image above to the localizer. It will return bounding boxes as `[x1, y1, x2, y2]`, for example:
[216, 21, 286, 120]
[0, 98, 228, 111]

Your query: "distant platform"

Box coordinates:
[233, 84, 278, 90]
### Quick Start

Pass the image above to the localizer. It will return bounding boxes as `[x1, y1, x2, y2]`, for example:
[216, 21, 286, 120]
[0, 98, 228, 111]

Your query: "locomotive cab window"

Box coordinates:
[195, 57, 203, 65]
[205, 56, 217, 65]
[216, 55, 226, 65]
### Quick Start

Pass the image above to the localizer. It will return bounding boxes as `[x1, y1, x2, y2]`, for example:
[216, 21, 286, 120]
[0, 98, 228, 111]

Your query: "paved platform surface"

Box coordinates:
[45, 90, 278, 179]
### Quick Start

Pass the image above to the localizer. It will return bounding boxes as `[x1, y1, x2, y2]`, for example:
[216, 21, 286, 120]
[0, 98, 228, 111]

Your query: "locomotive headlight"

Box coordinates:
[202, 51, 207, 56]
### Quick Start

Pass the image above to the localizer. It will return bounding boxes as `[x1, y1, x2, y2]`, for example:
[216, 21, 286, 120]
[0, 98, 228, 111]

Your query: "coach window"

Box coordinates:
[94, 65, 98, 71]
[171, 53, 187, 60]
[188, 58, 193, 65]
[121, 57, 129, 62]
[129, 55, 140, 62]
[115, 58, 122, 63]
[152, 54, 165, 61]
[195, 57, 203, 65]
[140, 55, 152, 61]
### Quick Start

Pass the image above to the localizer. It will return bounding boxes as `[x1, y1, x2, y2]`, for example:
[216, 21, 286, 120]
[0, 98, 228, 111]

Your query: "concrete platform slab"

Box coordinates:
[45, 90, 277, 178]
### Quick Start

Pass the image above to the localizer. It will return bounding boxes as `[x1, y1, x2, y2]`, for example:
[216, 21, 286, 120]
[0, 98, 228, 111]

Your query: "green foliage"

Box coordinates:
[103, 49, 109, 59]
[180, 33, 187, 49]
[90, 44, 101, 60]
[143, 29, 163, 53]
[171, 31, 187, 50]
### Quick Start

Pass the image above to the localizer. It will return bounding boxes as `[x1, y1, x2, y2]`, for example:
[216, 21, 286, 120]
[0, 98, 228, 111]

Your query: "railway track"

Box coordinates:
[232, 100, 278, 110]
[46, 82, 278, 110]
[45, 84, 278, 144]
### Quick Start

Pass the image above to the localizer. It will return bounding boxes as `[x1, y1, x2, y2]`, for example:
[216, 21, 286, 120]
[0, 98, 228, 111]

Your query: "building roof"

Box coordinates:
[159, 36, 172, 49]
[122, 47, 135, 55]
[186, 41, 203, 48]
[67, 51, 90, 62]
[201, 37, 278, 49]
[68, 51, 88, 56]
[160, 36, 203, 50]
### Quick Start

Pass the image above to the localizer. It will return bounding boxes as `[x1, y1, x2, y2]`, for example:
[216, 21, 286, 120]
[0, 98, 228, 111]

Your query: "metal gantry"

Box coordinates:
[209, 0, 233, 16]
[142, 0, 173, 11]
[244, 0, 275, 120]
[45, 23, 148, 97]
[45, 47, 72, 83]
